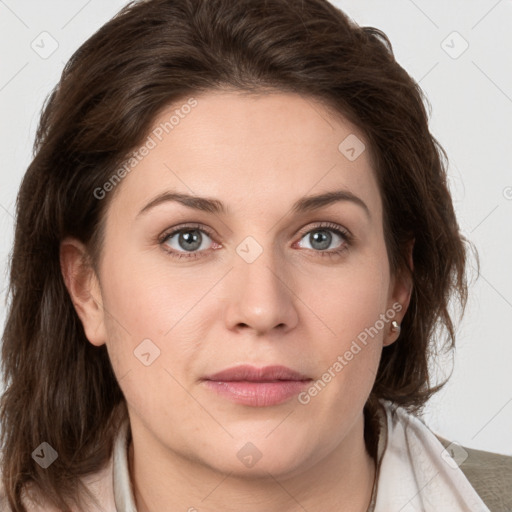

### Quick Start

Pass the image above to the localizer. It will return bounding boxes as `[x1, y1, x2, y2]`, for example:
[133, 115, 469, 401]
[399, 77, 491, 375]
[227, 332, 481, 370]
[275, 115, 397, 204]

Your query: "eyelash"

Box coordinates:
[158, 222, 353, 260]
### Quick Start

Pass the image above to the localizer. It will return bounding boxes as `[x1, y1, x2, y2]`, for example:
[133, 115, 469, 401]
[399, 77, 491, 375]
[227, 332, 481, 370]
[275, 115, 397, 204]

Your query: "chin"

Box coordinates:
[204, 439, 315, 480]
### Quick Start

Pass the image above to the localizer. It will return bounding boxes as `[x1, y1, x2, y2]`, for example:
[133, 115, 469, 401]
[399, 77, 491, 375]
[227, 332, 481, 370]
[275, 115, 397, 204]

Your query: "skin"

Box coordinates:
[61, 91, 412, 512]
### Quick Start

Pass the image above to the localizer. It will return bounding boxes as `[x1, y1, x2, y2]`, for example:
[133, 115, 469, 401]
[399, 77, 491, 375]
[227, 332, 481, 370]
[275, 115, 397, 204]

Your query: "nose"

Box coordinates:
[223, 241, 299, 335]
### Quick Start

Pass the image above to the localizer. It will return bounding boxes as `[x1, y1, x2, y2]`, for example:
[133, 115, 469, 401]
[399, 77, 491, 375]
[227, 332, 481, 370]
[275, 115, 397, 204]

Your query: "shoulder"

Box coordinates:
[435, 434, 512, 512]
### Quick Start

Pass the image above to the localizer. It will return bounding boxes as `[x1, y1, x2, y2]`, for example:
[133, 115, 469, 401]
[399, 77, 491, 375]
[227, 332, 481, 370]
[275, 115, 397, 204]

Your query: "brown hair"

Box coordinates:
[0, 0, 475, 509]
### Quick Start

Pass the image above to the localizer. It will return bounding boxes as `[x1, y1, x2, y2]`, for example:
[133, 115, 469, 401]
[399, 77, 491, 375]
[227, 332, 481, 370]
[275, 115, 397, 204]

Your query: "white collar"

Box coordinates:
[370, 399, 490, 511]
[112, 418, 137, 512]
[112, 400, 489, 512]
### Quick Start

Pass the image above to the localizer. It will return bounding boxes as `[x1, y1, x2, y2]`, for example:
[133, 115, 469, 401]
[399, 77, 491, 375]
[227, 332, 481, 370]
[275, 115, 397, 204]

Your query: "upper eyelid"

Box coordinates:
[160, 222, 350, 246]
[160, 222, 213, 237]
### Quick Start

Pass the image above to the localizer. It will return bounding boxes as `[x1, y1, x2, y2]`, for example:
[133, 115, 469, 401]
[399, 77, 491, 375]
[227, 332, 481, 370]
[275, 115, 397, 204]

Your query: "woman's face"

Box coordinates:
[68, 91, 410, 479]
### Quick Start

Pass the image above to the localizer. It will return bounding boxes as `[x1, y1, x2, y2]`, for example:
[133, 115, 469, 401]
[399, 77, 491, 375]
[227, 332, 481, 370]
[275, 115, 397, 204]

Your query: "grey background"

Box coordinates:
[0, 0, 511, 454]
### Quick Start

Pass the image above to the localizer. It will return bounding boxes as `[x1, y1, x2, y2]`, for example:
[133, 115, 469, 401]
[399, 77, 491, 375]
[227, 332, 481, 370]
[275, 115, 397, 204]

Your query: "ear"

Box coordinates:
[60, 237, 107, 347]
[384, 238, 414, 347]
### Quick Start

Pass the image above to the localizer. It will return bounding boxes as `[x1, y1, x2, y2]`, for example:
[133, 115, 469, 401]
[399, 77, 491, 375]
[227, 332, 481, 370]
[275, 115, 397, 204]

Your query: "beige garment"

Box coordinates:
[368, 400, 497, 511]
[2, 399, 511, 511]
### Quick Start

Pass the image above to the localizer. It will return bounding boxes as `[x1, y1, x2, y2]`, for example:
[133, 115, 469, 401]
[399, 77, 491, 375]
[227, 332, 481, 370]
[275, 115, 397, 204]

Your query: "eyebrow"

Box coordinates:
[137, 189, 371, 219]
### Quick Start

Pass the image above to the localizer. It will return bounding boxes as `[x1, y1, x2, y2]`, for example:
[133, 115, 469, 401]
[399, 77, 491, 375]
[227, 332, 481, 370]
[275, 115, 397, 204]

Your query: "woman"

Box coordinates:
[1, 0, 510, 511]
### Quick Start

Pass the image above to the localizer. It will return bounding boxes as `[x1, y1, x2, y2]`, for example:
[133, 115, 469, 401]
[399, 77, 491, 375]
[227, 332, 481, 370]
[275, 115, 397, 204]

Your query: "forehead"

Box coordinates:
[107, 90, 381, 222]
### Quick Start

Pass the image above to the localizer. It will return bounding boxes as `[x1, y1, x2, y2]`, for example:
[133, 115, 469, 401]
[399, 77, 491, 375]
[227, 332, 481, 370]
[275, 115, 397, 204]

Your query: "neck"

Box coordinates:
[128, 412, 377, 512]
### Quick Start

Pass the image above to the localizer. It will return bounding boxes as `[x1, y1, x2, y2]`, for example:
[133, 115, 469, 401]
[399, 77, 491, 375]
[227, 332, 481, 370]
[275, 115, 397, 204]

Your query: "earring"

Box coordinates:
[391, 320, 401, 333]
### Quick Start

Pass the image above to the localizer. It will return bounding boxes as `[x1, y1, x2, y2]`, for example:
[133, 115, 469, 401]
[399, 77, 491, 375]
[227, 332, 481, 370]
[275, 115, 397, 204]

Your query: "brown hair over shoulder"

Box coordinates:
[0, 0, 475, 510]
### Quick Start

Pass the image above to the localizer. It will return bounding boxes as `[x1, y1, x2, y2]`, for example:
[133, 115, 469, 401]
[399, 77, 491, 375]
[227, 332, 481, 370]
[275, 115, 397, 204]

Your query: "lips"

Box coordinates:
[203, 364, 311, 382]
[202, 365, 312, 407]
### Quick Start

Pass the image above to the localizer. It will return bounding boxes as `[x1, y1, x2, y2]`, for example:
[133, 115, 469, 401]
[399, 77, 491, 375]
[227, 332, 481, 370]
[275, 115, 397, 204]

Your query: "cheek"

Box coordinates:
[296, 251, 390, 408]
[98, 246, 219, 382]
[305, 255, 390, 342]
[100, 245, 204, 335]
[298, 266, 388, 413]
[99, 251, 208, 426]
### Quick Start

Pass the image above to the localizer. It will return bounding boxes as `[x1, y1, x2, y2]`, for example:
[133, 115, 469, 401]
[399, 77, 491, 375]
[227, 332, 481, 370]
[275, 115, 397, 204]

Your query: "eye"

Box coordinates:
[159, 224, 217, 259]
[158, 222, 352, 261]
[295, 222, 352, 258]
